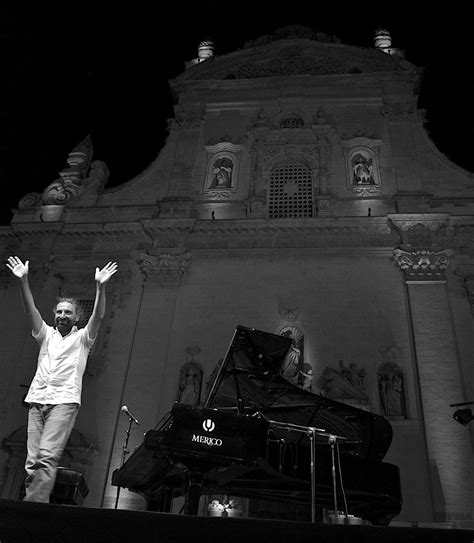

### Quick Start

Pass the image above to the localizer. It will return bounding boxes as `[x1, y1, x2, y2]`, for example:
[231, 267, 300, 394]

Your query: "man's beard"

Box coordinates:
[56, 318, 73, 334]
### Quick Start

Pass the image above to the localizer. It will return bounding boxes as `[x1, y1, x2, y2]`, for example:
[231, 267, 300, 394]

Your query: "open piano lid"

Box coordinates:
[205, 325, 393, 462]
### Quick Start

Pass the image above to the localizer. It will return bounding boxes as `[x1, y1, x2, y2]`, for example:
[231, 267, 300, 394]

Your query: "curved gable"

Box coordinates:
[177, 38, 414, 82]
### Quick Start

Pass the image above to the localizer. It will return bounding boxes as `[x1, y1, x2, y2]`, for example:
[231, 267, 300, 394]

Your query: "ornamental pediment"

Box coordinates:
[176, 38, 412, 83]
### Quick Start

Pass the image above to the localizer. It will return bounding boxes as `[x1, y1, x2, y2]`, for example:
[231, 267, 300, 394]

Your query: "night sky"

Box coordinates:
[2, 2, 473, 225]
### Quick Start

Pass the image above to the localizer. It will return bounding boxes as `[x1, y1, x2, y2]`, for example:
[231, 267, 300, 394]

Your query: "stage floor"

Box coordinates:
[1, 499, 473, 543]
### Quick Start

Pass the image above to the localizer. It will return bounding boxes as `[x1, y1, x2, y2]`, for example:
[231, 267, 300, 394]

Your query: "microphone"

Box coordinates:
[121, 405, 140, 426]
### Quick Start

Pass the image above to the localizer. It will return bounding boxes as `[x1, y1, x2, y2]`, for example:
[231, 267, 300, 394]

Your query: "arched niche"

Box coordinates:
[341, 137, 382, 197]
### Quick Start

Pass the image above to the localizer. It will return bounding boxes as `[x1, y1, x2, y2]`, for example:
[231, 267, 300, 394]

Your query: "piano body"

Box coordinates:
[112, 326, 402, 525]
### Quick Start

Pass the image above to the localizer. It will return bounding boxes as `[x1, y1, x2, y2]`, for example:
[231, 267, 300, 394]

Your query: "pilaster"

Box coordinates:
[393, 247, 474, 526]
[102, 250, 191, 509]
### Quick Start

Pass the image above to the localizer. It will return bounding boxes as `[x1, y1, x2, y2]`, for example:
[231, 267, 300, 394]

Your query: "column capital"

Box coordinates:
[138, 250, 191, 286]
[393, 247, 453, 281]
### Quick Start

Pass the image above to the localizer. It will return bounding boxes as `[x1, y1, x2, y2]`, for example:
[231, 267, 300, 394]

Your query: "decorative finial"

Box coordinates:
[374, 28, 404, 57]
[198, 40, 215, 61]
[374, 28, 392, 51]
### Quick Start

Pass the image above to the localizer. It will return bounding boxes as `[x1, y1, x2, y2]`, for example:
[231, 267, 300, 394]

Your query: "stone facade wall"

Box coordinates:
[1, 35, 474, 528]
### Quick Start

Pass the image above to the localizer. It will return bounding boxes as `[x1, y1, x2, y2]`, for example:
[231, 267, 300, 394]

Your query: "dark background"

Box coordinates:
[2, 2, 473, 225]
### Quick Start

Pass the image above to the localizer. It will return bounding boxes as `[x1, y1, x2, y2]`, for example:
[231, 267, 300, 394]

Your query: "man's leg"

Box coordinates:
[24, 403, 78, 503]
[24, 404, 44, 497]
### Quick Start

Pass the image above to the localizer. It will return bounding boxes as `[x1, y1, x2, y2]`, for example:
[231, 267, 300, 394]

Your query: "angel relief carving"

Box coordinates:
[316, 360, 368, 402]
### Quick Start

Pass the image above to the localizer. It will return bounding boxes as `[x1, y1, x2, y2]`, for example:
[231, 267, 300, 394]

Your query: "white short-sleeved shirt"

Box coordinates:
[25, 321, 95, 406]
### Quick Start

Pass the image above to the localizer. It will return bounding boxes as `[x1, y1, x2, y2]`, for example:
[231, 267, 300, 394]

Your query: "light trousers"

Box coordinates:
[24, 403, 79, 503]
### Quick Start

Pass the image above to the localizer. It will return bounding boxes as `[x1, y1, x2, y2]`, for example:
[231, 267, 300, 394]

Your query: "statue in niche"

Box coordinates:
[209, 157, 233, 189]
[279, 327, 304, 385]
[316, 360, 368, 401]
[176, 347, 203, 406]
[352, 153, 375, 185]
[378, 360, 405, 418]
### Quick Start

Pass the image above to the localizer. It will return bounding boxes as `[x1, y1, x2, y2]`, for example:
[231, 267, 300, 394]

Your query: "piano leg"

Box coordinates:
[147, 488, 173, 512]
[184, 471, 203, 516]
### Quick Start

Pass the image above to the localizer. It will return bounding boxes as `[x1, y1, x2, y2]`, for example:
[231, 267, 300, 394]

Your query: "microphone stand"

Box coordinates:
[114, 416, 134, 509]
[262, 415, 342, 524]
[328, 435, 340, 524]
[328, 435, 350, 525]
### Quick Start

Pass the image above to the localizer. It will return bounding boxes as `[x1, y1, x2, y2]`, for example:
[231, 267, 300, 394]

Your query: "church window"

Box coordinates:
[268, 162, 313, 218]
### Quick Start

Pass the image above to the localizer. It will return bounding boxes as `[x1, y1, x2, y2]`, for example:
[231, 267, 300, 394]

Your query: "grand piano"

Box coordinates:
[111, 326, 402, 525]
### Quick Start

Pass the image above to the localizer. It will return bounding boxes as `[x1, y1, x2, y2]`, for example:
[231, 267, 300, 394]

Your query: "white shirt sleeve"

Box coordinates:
[82, 324, 96, 349]
[32, 320, 48, 344]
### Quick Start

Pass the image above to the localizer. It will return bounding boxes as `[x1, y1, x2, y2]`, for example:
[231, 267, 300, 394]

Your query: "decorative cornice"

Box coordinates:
[381, 101, 418, 121]
[387, 214, 450, 247]
[393, 248, 453, 281]
[9, 216, 474, 253]
[205, 135, 247, 147]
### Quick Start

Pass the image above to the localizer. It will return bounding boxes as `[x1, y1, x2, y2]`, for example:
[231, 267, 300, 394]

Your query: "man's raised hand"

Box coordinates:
[6, 256, 29, 279]
[95, 261, 118, 285]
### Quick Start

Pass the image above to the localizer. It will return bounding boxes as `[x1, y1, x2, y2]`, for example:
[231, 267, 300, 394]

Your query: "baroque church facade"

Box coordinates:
[1, 26, 474, 528]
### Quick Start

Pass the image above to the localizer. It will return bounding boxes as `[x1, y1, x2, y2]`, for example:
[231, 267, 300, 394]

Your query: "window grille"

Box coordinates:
[268, 163, 313, 218]
[280, 117, 304, 129]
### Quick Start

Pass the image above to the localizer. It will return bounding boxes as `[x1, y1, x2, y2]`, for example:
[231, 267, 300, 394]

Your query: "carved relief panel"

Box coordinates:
[377, 346, 407, 419]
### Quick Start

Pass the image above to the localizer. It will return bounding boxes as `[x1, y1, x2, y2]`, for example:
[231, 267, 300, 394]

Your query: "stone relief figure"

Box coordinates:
[209, 157, 233, 189]
[378, 361, 406, 418]
[279, 327, 304, 384]
[299, 363, 314, 391]
[313, 106, 327, 125]
[281, 335, 301, 383]
[339, 360, 367, 395]
[277, 295, 300, 322]
[176, 346, 203, 406]
[176, 360, 203, 406]
[278, 326, 315, 391]
[352, 152, 375, 185]
[316, 360, 368, 401]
